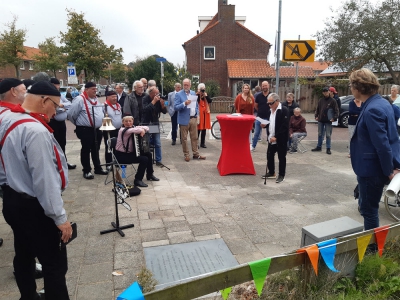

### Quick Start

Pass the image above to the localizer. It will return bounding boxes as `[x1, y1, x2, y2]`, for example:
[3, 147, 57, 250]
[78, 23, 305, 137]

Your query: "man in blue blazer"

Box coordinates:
[174, 78, 206, 162]
[350, 68, 400, 230]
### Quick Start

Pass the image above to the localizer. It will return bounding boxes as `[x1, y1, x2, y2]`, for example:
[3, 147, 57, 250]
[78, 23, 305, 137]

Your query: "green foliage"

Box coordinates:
[0, 16, 27, 78]
[315, 0, 400, 84]
[33, 37, 66, 78]
[107, 61, 126, 84]
[60, 10, 123, 82]
[204, 79, 220, 98]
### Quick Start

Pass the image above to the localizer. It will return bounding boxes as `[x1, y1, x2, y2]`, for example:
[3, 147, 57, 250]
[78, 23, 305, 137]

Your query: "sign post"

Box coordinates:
[282, 40, 316, 62]
[67, 63, 78, 85]
[156, 57, 167, 95]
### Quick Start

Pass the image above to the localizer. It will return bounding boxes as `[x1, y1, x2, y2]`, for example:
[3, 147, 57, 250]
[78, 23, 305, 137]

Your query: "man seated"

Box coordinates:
[114, 116, 159, 187]
[288, 107, 307, 153]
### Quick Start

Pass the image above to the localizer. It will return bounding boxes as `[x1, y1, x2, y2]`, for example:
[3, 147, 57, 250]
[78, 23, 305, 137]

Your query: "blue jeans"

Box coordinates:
[150, 133, 162, 162]
[357, 175, 387, 230]
[252, 119, 265, 148]
[317, 122, 332, 149]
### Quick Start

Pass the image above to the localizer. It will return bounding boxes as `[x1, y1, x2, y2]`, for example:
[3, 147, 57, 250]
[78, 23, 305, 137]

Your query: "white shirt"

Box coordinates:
[268, 102, 282, 144]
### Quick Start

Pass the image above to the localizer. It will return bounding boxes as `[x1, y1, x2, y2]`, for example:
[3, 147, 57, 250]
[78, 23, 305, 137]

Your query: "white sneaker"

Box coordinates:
[250, 145, 255, 152]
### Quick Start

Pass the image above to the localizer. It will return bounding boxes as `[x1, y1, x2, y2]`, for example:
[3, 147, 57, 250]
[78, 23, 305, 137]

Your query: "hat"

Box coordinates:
[22, 79, 35, 89]
[107, 91, 116, 96]
[322, 87, 329, 92]
[329, 87, 337, 94]
[28, 81, 61, 97]
[50, 78, 60, 85]
[85, 82, 96, 88]
[0, 78, 23, 94]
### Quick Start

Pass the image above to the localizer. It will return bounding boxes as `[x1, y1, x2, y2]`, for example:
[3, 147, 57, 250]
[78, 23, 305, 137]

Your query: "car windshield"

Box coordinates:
[59, 87, 67, 92]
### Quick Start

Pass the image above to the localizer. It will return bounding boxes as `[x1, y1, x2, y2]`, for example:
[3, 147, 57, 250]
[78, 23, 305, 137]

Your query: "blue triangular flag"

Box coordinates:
[317, 239, 339, 272]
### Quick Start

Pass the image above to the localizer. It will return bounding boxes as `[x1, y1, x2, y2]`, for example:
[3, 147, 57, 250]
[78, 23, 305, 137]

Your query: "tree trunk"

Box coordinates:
[14, 64, 20, 79]
[382, 58, 400, 85]
[53, 70, 57, 79]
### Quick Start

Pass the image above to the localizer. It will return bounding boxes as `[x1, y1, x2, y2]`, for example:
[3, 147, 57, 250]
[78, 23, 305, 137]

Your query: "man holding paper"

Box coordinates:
[174, 78, 206, 162]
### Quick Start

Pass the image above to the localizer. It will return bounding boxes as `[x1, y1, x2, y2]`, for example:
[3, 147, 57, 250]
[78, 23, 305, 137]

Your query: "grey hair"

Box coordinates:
[183, 78, 191, 84]
[197, 83, 205, 90]
[148, 80, 156, 87]
[174, 82, 181, 88]
[115, 84, 123, 89]
[268, 93, 280, 102]
[391, 85, 400, 92]
[32, 72, 50, 83]
[132, 80, 141, 91]
[294, 107, 301, 112]
[0, 92, 5, 100]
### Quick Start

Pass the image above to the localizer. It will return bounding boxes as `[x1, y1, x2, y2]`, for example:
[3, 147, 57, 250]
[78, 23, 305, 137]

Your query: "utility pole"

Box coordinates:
[275, 0, 282, 94]
[294, 35, 300, 100]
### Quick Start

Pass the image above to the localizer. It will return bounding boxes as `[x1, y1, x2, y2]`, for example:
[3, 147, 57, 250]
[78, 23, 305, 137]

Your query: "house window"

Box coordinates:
[243, 79, 259, 90]
[20, 61, 25, 70]
[29, 62, 34, 70]
[204, 46, 215, 60]
[59, 69, 62, 73]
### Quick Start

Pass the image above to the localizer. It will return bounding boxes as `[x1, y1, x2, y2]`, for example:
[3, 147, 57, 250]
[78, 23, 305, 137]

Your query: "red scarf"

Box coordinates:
[81, 92, 97, 127]
[0, 101, 19, 110]
[105, 100, 121, 112]
[10, 105, 53, 133]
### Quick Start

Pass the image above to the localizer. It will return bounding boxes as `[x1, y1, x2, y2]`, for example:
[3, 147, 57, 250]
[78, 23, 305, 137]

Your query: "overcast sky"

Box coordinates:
[2, 0, 380, 66]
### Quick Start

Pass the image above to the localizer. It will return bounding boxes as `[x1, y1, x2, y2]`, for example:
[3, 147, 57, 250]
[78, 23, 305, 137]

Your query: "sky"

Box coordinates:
[2, 0, 380, 66]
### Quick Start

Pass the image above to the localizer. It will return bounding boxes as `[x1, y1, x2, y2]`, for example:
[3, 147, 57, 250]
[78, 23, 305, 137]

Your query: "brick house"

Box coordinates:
[183, 0, 272, 97]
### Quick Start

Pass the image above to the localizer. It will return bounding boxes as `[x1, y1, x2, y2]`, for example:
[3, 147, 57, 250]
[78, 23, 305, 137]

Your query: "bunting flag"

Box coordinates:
[248, 258, 271, 296]
[297, 245, 319, 275]
[317, 239, 339, 272]
[357, 234, 372, 262]
[116, 281, 144, 300]
[374, 225, 390, 257]
[220, 287, 232, 300]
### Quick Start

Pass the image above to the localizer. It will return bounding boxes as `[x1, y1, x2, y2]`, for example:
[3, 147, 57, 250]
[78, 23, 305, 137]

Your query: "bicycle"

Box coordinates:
[211, 104, 235, 139]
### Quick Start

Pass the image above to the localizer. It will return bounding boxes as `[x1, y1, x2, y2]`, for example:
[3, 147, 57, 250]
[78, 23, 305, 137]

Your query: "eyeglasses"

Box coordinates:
[42, 96, 60, 109]
[267, 100, 277, 106]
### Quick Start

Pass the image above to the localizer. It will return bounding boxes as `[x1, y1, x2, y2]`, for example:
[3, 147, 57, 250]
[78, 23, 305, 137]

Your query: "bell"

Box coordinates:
[99, 117, 116, 131]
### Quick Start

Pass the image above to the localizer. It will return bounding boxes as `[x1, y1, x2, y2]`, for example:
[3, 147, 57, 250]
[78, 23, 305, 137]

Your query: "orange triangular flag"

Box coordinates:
[374, 225, 390, 257]
[357, 234, 372, 262]
[297, 244, 319, 275]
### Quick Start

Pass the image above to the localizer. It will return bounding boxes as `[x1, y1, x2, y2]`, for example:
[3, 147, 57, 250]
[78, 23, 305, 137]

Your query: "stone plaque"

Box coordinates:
[144, 239, 238, 289]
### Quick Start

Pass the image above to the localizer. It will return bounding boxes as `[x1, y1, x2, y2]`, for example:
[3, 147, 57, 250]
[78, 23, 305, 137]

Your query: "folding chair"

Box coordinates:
[297, 135, 308, 153]
[104, 137, 137, 186]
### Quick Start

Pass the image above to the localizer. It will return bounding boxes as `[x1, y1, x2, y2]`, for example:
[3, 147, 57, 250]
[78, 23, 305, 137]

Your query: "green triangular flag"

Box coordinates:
[248, 258, 271, 296]
[220, 287, 232, 300]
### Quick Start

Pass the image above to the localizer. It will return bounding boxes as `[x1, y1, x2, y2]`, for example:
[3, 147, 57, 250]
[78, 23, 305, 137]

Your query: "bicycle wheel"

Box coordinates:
[384, 193, 400, 221]
[211, 120, 221, 139]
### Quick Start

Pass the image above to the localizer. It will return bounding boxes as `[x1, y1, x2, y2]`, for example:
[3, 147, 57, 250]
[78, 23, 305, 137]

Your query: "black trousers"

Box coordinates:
[2, 186, 69, 300]
[114, 151, 153, 181]
[75, 126, 102, 173]
[198, 129, 206, 145]
[171, 112, 178, 141]
[267, 142, 287, 177]
[49, 119, 67, 156]
[102, 129, 119, 164]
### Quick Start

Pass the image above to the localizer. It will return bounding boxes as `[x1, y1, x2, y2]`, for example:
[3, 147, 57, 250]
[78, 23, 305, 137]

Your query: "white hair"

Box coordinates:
[197, 83, 205, 90]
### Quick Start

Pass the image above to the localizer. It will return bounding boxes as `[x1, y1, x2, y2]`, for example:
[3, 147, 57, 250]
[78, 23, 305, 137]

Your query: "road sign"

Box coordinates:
[283, 40, 315, 62]
[67, 66, 78, 85]
[156, 57, 166, 62]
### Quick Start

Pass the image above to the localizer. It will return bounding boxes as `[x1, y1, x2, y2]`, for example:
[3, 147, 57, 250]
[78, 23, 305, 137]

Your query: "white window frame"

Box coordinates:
[204, 46, 215, 60]
[29, 62, 34, 70]
[20, 61, 25, 70]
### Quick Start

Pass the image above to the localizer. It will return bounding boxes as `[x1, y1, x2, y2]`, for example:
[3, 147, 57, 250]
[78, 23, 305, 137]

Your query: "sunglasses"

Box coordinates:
[267, 100, 277, 106]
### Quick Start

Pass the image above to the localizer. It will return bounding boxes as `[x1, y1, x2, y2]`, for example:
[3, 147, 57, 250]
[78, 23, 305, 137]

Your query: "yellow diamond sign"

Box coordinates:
[283, 40, 316, 62]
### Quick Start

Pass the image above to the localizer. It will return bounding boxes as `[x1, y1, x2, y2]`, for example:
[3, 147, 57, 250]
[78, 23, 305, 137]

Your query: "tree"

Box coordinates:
[33, 37, 66, 78]
[0, 16, 27, 78]
[315, 0, 400, 84]
[60, 10, 123, 82]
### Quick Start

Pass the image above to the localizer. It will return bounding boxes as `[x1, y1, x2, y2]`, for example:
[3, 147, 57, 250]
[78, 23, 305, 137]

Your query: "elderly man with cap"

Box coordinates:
[102, 90, 122, 168]
[311, 86, 339, 155]
[68, 82, 108, 179]
[49, 78, 76, 170]
[0, 78, 26, 110]
[0, 81, 72, 300]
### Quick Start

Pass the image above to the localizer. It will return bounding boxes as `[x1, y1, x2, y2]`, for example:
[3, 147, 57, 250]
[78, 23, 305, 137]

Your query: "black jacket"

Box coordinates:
[267, 105, 290, 145]
[142, 95, 167, 124]
[118, 92, 127, 115]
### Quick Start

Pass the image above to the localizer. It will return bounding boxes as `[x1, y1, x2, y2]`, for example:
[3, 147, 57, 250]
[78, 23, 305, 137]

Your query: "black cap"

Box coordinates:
[27, 81, 61, 97]
[85, 82, 96, 88]
[107, 91, 117, 96]
[22, 79, 35, 89]
[322, 87, 329, 92]
[50, 78, 60, 85]
[0, 78, 23, 94]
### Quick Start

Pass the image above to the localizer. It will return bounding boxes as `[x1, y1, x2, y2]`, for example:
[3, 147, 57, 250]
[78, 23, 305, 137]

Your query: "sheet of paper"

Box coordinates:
[256, 116, 270, 125]
[187, 94, 197, 109]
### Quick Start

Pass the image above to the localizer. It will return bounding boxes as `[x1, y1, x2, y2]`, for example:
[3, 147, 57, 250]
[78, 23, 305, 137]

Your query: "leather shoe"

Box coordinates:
[171, 140, 176, 145]
[193, 155, 206, 160]
[83, 172, 94, 179]
[94, 169, 108, 175]
[326, 148, 332, 155]
[147, 174, 159, 181]
[200, 144, 207, 148]
[134, 180, 148, 187]
[67, 163, 76, 170]
[184, 157, 190, 162]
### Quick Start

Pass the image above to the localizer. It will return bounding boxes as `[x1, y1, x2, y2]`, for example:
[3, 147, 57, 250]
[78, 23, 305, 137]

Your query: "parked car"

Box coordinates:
[338, 95, 354, 128]
[60, 86, 79, 100]
[96, 84, 105, 97]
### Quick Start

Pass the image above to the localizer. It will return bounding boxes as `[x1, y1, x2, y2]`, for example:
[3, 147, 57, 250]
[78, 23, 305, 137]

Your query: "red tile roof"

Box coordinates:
[20, 46, 41, 61]
[279, 66, 315, 78]
[297, 61, 329, 71]
[203, 14, 218, 31]
[227, 60, 274, 78]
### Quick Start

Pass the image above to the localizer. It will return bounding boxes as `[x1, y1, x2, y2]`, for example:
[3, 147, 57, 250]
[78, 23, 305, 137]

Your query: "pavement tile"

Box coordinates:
[79, 262, 113, 284]
[167, 231, 196, 244]
[76, 281, 114, 300]
[139, 219, 164, 230]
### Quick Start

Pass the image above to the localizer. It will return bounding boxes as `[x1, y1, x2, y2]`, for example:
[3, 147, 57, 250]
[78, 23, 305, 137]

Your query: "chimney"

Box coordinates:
[218, 2, 235, 23]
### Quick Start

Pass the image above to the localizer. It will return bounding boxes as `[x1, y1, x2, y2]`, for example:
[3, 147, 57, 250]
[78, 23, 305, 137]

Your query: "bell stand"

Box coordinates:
[99, 112, 134, 237]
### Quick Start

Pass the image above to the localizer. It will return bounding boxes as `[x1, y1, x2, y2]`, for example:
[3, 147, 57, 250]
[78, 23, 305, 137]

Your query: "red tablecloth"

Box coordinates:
[217, 114, 256, 176]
